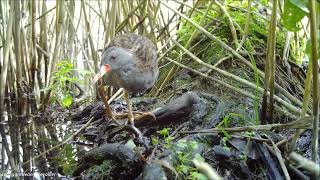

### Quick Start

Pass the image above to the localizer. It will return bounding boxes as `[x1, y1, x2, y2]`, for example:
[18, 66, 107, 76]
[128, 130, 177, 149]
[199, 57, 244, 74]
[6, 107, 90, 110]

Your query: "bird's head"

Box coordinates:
[93, 47, 134, 83]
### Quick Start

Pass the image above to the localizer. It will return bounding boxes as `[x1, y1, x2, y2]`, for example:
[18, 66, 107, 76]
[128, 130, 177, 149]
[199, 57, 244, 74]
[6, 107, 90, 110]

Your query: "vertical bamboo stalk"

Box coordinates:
[81, 0, 98, 69]
[138, 0, 147, 35]
[309, 0, 319, 163]
[289, 61, 313, 152]
[13, 0, 23, 112]
[261, 0, 278, 124]
[38, 0, 48, 100]
[108, 0, 117, 40]
[30, 0, 37, 93]
[42, 0, 65, 108]
[267, 0, 278, 123]
[97, 0, 108, 44]
[0, 0, 14, 116]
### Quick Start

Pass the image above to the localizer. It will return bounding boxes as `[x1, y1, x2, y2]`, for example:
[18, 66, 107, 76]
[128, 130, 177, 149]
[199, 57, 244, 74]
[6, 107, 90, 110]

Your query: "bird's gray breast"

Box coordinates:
[116, 63, 158, 93]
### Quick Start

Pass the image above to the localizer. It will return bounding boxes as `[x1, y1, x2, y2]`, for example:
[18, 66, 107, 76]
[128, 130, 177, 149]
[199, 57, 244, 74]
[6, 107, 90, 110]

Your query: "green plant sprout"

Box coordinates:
[53, 144, 77, 176]
[44, 60, 92, 108]
[155, 128, 208, 179]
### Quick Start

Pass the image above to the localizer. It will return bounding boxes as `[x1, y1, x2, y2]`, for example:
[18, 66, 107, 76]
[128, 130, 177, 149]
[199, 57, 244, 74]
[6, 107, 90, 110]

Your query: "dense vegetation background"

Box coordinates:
[0, 0, 319, 179]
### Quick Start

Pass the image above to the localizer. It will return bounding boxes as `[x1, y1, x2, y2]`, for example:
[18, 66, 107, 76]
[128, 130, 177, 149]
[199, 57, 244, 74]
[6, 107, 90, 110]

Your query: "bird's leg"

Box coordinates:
[98, 84, 120, 125]
[124, 90, 134, 125]
[99, 89, 147, 148]
[124, 91, 145, 136]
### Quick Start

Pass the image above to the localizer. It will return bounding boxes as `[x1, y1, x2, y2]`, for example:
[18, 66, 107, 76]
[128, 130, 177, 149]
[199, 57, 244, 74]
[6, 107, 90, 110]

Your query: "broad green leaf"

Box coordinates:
[289, 0, 309, 13]
[62, 94, 73, 107]
[282, 0, 307, 32]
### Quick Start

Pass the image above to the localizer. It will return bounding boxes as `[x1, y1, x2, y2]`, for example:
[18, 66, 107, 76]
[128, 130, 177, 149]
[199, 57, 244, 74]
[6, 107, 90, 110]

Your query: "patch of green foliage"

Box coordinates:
[53, 144, 77, 176]
[84, 160, 112, 180]
[152, 127, 174, 148]
[153, 128, 208, 179]
[44, 60, 92, 108]
[216, 114, 232, 149]
[175, 140, 207, 180]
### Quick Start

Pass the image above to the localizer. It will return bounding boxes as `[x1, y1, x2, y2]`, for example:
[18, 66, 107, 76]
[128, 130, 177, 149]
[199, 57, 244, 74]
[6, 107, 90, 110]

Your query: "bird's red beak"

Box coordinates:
[93, 64, 111, 83]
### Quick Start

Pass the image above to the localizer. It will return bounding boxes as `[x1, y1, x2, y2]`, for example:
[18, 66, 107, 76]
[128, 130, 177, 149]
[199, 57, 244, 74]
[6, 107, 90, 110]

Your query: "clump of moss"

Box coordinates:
[84, 160, 112, 179]
[175, 1, 288, 66]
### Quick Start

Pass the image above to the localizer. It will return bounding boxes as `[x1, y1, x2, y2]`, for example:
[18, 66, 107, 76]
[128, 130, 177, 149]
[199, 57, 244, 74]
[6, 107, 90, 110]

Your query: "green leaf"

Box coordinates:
[193, 154, 205, 162]
[157, 128, 171, 136]
[64, 144, 74, 159]
[62, 94, 73, 108]
[79, 135, 87, 141]
[282, 0, 307, 32]
[228, 113, 243, 117]
[289, 0, 309, 13]
[166, 136, 174, 142]
[63, 163, 72, 175]
[177, 164, 190, 174]
[189, 172, 208, 180]
[151, 136, 159, 146]
[190, 141, 199, 150]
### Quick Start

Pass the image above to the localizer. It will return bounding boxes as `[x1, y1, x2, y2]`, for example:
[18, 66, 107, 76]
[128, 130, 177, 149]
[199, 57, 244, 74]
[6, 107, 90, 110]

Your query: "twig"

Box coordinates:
[160, 0, 306, 113]
[108, 88, 124, 104]
[231, 134, 271, 143]
[36, 44, 50, 58]
[24, 6, 56, 28]
[272, 142, 291, 180]
[288, 152, 320, 176]
[179, 116, 313, 134]
[213, 0, 238, 46]
[276, 129, 307, 147]
[265, 143, 309, 180]
[170, 40, 302, 115]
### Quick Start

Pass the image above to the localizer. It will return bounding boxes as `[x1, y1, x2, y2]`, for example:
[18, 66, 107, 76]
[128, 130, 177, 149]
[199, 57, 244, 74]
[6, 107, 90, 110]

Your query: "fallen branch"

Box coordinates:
[179, 116, 313, 134]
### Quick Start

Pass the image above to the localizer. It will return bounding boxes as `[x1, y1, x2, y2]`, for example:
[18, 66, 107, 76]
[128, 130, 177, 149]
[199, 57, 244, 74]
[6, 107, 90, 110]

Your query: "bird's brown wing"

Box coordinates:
[105, 34, 157, 70]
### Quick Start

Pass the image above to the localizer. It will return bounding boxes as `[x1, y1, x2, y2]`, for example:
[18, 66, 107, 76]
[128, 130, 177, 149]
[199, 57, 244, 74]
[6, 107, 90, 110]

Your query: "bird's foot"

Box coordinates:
[105, 122, 149, 149]
[104, 114, 122, 126]
[113, 111, 156, 122]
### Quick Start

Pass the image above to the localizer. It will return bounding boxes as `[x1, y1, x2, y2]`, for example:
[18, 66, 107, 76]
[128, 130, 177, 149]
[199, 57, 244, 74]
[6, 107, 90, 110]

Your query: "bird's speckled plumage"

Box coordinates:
[100, 34, 158, 93]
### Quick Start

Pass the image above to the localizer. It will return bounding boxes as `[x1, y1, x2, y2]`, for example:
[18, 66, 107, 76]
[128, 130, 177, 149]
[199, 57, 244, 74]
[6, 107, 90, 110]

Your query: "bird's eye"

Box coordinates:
[110, 51, 117, 60]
